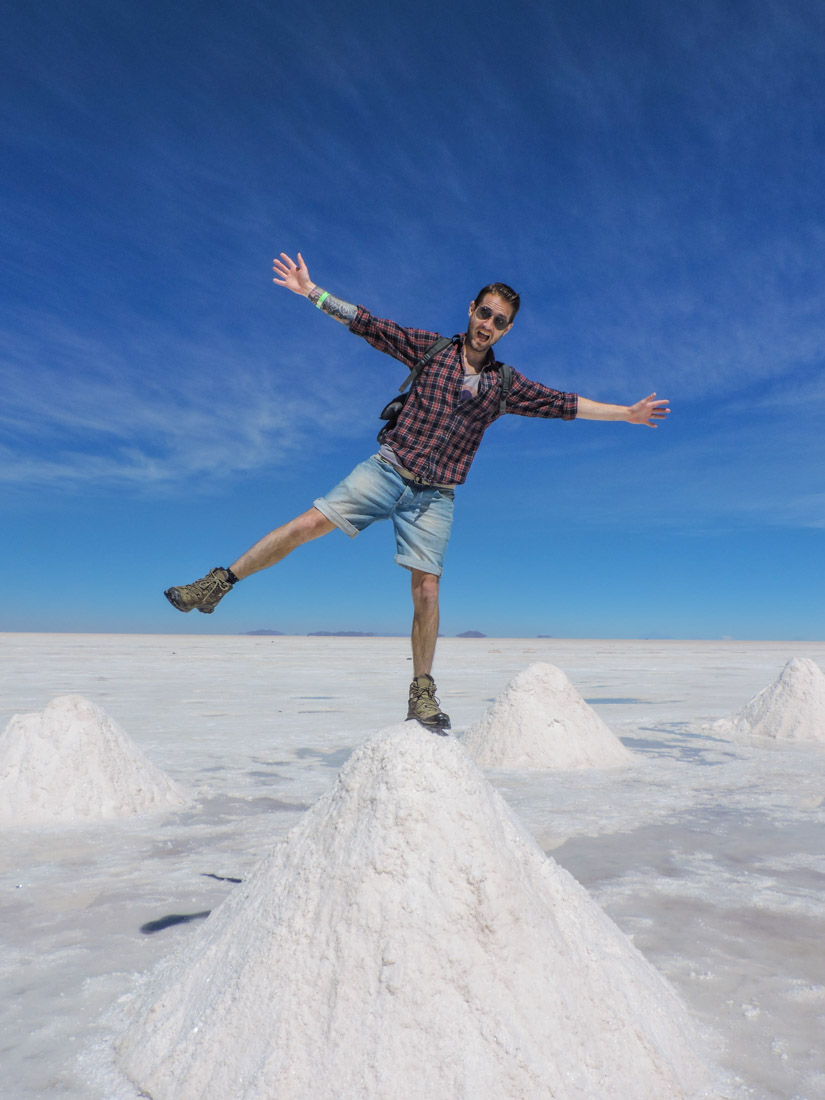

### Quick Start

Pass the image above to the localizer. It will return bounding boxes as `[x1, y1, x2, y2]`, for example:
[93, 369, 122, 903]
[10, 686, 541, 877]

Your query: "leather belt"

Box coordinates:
[379, 455, 456, 490]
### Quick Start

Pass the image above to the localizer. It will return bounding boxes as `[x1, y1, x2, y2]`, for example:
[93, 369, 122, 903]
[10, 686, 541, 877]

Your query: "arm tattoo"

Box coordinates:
[308, 285, 358, 326]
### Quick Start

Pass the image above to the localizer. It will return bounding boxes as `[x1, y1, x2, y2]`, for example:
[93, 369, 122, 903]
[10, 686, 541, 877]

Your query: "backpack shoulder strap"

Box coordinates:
[397, 336, 454, 393]
[498, 362, 513, 414]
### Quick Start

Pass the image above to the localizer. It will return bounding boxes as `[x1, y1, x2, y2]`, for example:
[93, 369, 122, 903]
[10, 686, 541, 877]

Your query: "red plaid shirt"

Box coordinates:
[350, 306, 578, 486]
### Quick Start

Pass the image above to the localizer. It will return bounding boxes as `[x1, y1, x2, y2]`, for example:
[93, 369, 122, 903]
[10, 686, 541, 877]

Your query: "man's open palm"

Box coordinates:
[273, 252, 313, 296]
[628, 393, 670, 427]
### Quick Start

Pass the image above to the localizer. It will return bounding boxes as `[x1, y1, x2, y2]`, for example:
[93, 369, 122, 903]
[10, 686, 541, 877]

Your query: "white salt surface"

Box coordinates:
[117, 722, 704, 1100]
[717, 657, 825, 743]
[2, 634, 825, 1099]
[0, 694, 188, 825]
[463, 662, 634, 769]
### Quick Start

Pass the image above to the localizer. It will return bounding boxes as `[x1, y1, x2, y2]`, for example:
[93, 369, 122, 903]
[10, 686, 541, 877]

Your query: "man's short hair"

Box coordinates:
[473, 282, 520, 321]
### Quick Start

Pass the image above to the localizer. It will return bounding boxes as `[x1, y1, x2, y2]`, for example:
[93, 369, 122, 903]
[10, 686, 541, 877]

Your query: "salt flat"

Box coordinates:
[1, 633, 824, 1098]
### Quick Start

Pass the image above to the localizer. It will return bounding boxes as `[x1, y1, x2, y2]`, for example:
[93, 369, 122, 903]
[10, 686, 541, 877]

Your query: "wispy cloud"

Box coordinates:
[0, 308, 373, 492]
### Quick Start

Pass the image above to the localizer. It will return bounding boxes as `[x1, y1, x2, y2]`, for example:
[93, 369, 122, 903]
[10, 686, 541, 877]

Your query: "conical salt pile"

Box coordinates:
[462, 663, 634, 770]
[116, 723, 707, 1100]
[726, 657, 825, 742]
[0, 694, 188, 825]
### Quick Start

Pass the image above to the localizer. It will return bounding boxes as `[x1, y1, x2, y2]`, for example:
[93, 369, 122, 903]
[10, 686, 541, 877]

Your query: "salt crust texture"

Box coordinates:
[117, 723, 707, 1100]
[0, 694, 188, 825]
[462, 662, 634, 770]
[719, 658, 825, 743]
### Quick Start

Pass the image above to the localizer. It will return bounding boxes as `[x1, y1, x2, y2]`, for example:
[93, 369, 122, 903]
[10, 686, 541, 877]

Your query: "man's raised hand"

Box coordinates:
[272, 252, 314, 296]
[628, 392, 670, 428]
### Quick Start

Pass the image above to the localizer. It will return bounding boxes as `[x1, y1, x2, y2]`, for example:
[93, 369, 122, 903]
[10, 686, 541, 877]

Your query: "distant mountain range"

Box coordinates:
[307, 631, 376, 637]
[242, 629, 376, 637]
[243, 629, 492, 638]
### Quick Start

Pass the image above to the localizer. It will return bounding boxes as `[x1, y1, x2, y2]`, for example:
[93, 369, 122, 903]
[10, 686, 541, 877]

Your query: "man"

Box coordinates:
[165, 252, 669, 732]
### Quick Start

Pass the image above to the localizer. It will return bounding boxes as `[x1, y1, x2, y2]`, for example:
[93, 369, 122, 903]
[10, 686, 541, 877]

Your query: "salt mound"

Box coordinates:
[116, 723, 707, 1100]
[0, 694, 188, 825]
[462, 662, 634, 769]
[725, 658, 825, 742]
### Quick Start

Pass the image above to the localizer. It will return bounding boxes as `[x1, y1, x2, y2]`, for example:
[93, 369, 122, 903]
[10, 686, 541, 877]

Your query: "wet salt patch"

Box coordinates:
[112, 724, 711, 1100]
[579, 831, 825, 928]
[294, 745, 354, 767]
[500, 719, 825, 855]
[463, 663, 634, 770]
[579, 874, 825, 1100]
[0, 695, 189, 825]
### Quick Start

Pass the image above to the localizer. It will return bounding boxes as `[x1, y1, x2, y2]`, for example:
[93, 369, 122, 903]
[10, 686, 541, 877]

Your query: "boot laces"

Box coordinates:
[410, 676, 443, 717]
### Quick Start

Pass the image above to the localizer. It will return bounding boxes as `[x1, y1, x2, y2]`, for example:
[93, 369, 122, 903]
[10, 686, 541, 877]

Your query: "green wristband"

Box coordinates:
[314, 290, 329, 310]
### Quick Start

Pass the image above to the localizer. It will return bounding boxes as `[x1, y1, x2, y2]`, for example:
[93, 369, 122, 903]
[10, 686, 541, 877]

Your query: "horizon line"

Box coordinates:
[3, 631, 824, 644]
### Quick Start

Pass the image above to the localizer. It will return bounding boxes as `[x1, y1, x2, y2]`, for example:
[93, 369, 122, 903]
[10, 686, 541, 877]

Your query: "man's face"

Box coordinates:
[466, 293, 514, 355]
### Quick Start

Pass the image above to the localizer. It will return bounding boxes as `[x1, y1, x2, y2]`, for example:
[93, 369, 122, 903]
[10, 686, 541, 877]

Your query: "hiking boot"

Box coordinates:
[164, 567, 235, 614]
[407, 674, 451, 733]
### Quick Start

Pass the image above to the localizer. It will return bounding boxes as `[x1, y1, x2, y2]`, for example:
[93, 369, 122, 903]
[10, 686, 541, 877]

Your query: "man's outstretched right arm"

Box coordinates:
[273, 250, 442, 368]
[272, 252, 357, 326]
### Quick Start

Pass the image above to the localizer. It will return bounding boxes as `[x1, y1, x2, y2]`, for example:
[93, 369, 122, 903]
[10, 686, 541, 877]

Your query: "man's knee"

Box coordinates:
[411, 570, 440, 608]
[295, 506, 334, 537]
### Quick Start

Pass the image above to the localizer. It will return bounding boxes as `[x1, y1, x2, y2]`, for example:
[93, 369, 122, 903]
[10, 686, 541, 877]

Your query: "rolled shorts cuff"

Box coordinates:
[312, 497, 359, 538]
[394, 552, 443, 577]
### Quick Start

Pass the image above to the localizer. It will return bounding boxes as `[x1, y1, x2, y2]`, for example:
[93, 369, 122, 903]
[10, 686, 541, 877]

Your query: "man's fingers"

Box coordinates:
[273, 254, 302, 287]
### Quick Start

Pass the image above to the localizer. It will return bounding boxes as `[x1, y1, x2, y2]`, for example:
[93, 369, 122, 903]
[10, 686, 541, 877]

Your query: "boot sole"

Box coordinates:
[164, 588, 193, 613]
[408, 716, 451, 735]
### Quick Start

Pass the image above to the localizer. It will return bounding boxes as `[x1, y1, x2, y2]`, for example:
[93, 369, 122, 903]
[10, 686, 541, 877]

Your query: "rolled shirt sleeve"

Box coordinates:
[504, 368, 578, 420]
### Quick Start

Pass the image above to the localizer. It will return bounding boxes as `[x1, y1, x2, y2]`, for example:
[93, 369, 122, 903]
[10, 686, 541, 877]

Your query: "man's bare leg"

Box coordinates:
[164, 507, 334, 613]
[410, 569, 440, 676]
[408, 569, 450, 731]
[231, 507, 335, 579]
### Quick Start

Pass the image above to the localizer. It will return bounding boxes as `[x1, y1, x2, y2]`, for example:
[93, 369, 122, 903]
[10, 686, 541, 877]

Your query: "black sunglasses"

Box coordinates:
[474, 304, 511, 331]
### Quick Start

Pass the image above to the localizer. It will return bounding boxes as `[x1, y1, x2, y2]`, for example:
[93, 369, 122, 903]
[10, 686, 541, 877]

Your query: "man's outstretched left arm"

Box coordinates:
[575, 392, 670, 428]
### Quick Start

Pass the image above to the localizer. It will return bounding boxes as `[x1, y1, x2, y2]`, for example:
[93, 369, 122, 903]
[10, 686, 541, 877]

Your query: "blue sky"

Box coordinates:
[2, 0, 823, 639]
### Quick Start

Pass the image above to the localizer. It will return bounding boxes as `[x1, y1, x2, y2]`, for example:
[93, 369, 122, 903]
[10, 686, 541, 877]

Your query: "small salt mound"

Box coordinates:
[725, 658, 825, 742]
[0, 694, 188, 825]
[116, 723, 707, 1100]
[462, 662, 634, 770]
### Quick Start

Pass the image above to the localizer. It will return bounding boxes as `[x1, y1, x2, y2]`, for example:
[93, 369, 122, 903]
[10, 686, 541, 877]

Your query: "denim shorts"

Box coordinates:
[313, 455, 455, 576]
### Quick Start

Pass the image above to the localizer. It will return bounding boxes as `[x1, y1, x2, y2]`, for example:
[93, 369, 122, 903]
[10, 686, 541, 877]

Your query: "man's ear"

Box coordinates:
[468, 300, 476, 317]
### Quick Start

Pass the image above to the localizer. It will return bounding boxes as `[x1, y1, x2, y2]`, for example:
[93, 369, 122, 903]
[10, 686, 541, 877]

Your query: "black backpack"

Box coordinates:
[377, 336, 513, 443]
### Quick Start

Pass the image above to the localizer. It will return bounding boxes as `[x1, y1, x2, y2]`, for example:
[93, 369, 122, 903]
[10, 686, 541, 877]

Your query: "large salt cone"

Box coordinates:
[117, 723, 707, 1100]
